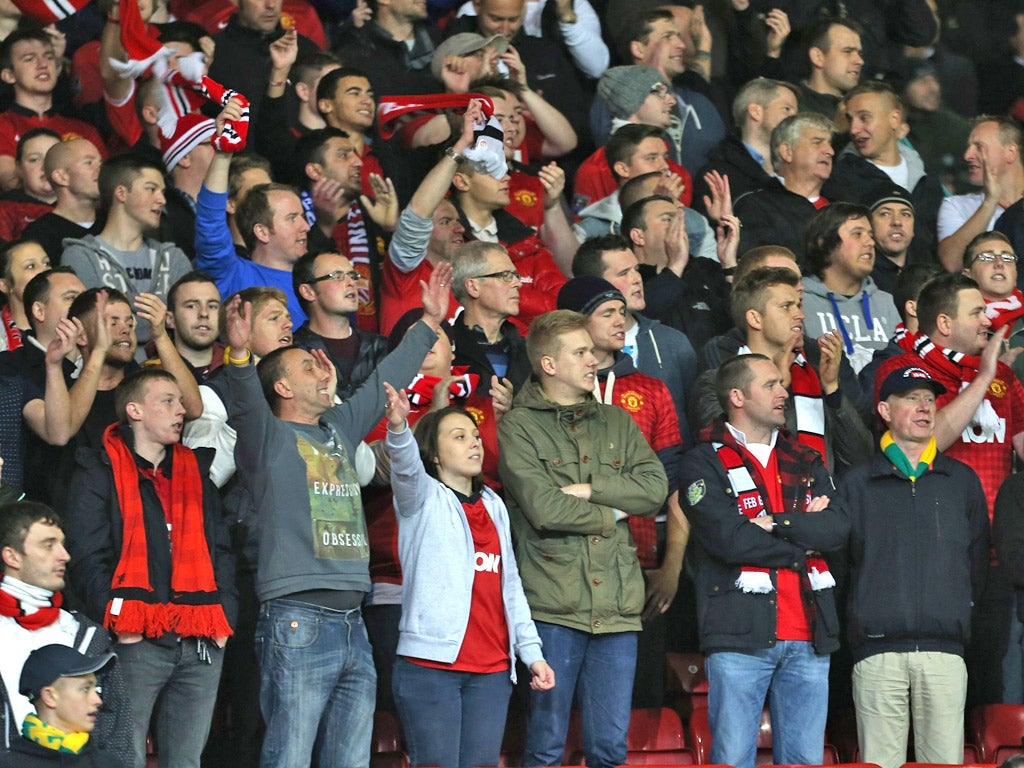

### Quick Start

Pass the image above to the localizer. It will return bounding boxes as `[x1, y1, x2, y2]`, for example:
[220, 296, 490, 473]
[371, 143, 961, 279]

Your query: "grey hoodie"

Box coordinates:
[801, 274, 901, 375]
[60, 235, 190, 348]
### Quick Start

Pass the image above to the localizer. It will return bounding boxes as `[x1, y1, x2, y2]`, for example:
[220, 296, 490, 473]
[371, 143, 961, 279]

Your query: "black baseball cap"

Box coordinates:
[878, 365, 947, 401]
[19, 645, 116, 700]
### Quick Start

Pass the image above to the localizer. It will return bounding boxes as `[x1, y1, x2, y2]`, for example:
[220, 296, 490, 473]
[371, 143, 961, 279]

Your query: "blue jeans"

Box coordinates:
[523, 622, 637, 768]
[392, 657, 512, 768]
[115, 637, 224, 768]
[255, 599, 377, 768]
[706, 641, 830, 768]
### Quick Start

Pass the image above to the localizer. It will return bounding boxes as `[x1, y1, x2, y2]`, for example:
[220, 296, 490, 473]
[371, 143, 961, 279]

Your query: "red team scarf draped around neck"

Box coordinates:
[102, 425, 232, 639]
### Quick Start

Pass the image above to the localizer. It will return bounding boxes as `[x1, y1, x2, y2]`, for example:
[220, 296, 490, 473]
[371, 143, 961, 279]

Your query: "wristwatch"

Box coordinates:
[444, 147, 466, 165]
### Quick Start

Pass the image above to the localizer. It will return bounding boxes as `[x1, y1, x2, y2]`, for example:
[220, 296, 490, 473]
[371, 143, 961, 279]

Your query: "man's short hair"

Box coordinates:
[971, 115, 1024, 159]
[157, 20, 205, 51]
[526, 309, 589, 376]
[290, 127, 350, 190]
[892, 262, 941, 324]
[227, 153, 273, 200]
[621, 194, 673, 239]
[804, 202, 873, 278]
[735, 245, 798, 284]
[315, 66, 373, 110]
[450, 241, 505, 302]
[293, 50, 341, 87]
[915, 273, 980, 337]
[803, 17, 863, 59]
[0, 28, 53, 71]
[235, 182, 300, 252]
[68, 286, 131, 328]
[572, 234, 633, 278]
[964, 230, 1013, 268]
[471, 75, 525, 98]
[16, 127, 60, 163]
[606, 124, 666, 181]
[730, 266, 800, 330]
[220, 286, 289, 337]
[617, 8, 674, 64]
[256, 344, 298, 407]
[292, 248, 343, 312]
[842, 80, 903, 113]
[619, 171, 669, 211]
[167, 270, 218, 311]
[715, 353, 771, 413]
[732, 78, 799, 128]
[23, 266, 77, 331]
[114, 368, 178, 424]
[770, 112, 835, 171]
[0, 501, 62, 574]
[98, 152, 165, 211]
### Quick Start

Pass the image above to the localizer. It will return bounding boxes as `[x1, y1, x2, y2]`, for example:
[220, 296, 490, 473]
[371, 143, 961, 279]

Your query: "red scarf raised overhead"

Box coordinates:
[985, 289, 1024, 333]
[102, 425, 232, 640]
[405, 366, 479, 406]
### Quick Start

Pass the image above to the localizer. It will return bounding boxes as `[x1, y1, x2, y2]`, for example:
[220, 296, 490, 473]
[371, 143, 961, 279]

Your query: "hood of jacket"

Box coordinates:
[578, 191, 622, 223]
[837, 139, 927, 192]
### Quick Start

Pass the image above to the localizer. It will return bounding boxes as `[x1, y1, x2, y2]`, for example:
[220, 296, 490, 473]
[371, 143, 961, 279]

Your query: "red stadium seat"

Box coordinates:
[970, 704, 1024, 763]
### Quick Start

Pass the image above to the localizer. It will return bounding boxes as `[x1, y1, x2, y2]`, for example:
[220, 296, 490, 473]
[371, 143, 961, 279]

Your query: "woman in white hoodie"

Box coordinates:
[383, 382, 554, 768]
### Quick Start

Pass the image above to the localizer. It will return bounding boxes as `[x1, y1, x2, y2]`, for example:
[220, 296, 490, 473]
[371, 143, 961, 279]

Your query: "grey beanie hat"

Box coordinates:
[598, 66, 666, 120]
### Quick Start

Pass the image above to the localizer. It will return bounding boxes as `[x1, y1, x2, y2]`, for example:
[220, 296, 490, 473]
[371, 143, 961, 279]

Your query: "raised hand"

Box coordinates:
[223, 294, 253, 353]
[383, 381, 411, 431]
[360, 174, 399, 232]
[539, 162, 566, 209]
[310, 348, 338, 401]
[421, 262, 453, 328]
[134, 292, 169, 341]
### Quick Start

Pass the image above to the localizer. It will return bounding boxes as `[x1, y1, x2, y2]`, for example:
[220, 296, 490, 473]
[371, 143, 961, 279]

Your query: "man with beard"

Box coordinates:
[296, 127, 396, 333]
[866, 186, 917, 294]
[147, 272, 224, 384]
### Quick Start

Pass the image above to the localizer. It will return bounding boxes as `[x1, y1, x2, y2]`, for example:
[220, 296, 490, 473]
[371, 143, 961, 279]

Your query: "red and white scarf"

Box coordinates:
[406, 366, 479, 406]
[913, 334, 1000, 433]
[2, 304, 23, 351]
[739, 346, 827, 467]
[712, 443, 835, 594]
[985, 289, 1024, 333]
[891, 322, 917, 353]
[0, 576, 61, 630]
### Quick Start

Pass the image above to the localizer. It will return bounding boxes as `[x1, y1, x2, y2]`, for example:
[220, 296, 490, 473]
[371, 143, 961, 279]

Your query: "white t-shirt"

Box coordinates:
[937, 192, 1004, 241]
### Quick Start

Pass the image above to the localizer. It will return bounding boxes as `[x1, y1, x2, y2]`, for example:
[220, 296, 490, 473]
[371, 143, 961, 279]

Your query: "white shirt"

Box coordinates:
[938, 192, 1004, 241]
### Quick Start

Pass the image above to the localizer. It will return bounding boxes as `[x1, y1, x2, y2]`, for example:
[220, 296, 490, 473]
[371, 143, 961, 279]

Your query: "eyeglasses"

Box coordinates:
[649, 82, 670, 98]
[307, 269, 360, 284]
[972, 250, 1018, 264]
[471, 270, 522, 283]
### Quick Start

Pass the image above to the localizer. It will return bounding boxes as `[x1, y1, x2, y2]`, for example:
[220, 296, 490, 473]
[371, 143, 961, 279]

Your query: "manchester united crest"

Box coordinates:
[619, 390, 644, 412]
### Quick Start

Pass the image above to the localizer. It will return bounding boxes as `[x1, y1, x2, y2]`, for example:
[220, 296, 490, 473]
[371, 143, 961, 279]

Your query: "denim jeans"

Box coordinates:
[392, 657, 512, 768]
[705, 641, 830, 768]
[523, 622, 637, 768]
[255, 599, 377, 768]
[115, 636, 224, 768]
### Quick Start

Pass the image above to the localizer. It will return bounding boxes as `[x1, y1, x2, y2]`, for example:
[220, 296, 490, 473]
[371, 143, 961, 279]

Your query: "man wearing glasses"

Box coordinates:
[963, 231, 1024, 384]
[293, 250, 387, 401]
[449, 241, 532, 392]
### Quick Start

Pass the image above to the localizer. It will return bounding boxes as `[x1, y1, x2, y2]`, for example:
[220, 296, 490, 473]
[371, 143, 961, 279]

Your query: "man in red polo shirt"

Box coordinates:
[0, 28, 106, 192]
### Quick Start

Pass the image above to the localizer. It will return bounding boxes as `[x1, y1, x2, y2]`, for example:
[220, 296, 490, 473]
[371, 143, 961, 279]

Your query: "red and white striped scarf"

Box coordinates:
[712, 442, 835, 594]
[985, 289, 1024, 333]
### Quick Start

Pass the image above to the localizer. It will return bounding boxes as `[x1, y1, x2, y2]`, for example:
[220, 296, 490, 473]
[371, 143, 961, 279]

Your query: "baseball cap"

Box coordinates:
[19, 645, 117, 701]
[878, 365, 947, 401]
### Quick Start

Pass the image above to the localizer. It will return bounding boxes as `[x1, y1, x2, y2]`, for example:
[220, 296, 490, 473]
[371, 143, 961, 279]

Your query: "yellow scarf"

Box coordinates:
[22, 712, 90, 754]
[880, 431, 937, 480]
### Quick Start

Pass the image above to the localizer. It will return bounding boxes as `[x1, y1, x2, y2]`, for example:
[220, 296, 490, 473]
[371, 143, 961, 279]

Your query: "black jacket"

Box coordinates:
[838, 451, 989, 662]
[292, 322, 388, 401]
[692, 133, 775, 219]
[450, 314, 531, 394]
[0, 737, 123, 767]
[333, 21, 438, 96]
[680, 421, 848, 655]
[638, 259, 732, 356]
[734, 180, 823, 264]
[65, 428, 237, 640]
